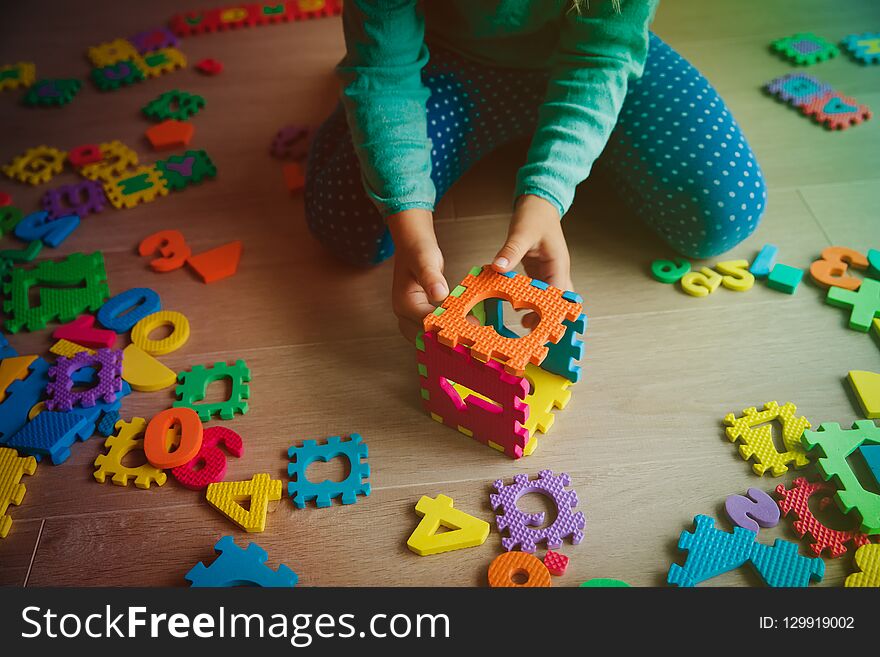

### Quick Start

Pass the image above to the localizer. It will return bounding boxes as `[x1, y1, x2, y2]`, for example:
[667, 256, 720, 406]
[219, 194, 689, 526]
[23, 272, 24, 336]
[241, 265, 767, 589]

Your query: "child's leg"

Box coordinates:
[599, 34, 767, 259]
[305, 49, 546, 266]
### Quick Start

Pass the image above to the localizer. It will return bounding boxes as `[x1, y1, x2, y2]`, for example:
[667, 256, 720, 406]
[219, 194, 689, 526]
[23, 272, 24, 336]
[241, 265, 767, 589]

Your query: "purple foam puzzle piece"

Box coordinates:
[128, 27, 178, 53]
[45, 348, 123, 411]
[725, 488, 781, 533]
[271, 125, 310, 160]
[41, 180, 107, 220]
[765, 73, 832, 107]
[490, 469, 585, 552]
[667, 515, 756, 587]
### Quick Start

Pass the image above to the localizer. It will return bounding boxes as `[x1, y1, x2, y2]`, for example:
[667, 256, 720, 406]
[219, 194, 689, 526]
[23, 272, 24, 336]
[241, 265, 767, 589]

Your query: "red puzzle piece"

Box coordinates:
[171, 426, 243, 490]
[52, 315, 115, 349]
[802, 91, 872, 130]
[544, 550, 569, 576]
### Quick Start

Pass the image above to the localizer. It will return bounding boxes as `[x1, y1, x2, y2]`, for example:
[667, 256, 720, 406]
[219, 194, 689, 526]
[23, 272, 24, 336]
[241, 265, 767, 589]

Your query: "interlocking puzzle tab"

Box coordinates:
[0, 447, 37, 538]
[185, 535, 297, 587]
[206, 473, 282, 533]
[42, 180, 107, 220]
[841, 32, 880, 65]
[174, 360, 250, 420]
[3, 146, 66, 185]
[765, 74, 831, 108]
[0, 358, 49, 445]
[93, 417, 167, 489]
[802, 91, 873, 131]
[103, 166, 169, 209]
[723, 401, 811, 476]
[406, 494, 489, 556]
[287, 434, 370, 508]
[771, 33, 839, 66]
[845, 544, 880, 587]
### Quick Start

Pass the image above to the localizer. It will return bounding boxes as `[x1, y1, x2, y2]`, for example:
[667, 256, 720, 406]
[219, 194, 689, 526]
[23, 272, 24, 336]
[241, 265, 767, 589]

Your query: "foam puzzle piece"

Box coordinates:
[802, 91, 873, 130]
[750, 244, 779, 278]
[845, 544, 880, 587]
[140, 48, 187, 78]
[22, 79, 81, 107]
[425, 266, 583, 376]
[0, 447, 36, 538]
[0, 335, 16, 359]
[771, 32, 839, 65]
[776, 477, 871, 558]
[41, 180, 106, 220]
[174, 359, 251, 420]
[651, 258, 691, 284]
[6, 408, 88, 464]
[287, 434, 370, 508]
[53, 315, 115, 349]
[522, 364, 572, 442]
[491, 470, 585, 552]
[0, 240, 42, 266]
[0, 192, 10, 207]
[849, 370, 880, 419]
[46, 349, 123, 411]
[65, 369, 131, 443]
[143, 90, 206, 121]
[97, 287, 161, 333]
[144, 407, 203, 469]
[716, 260, 755, 292]
[544, 550, 569, 576]
[131, 310, 191, 355]
[417, 331, 529, 459]
[195, 58, 223, 75]
[145, 120, 194, 151]
[129, 27, 178, 53]
[681, 266, 722, 297]
[3, 252, 109, 334]
[667, 515, 757, 587]
[406, 494, 489, 556]
[206, 473, 282, 533]
[271, 125, 310, 159]
[827, 278, 880, 332]
[724, 401, 811, 477]
[765, 74, 832, 107]
[91, 59, 145, 91]
[841, 33, 880, 65]
[725, 487, 780, 533]
[802, 420, 880, 535]
[0, 206, 23, 236]
[78, 141, 139, 181]
[863, 445, 880, 489]
[0, 62, 36, 92]
[138, 229, 192, 272]
[68, 144, 103, 168]
[282, 162, 305, 192]
[185, 535, 298, 587]
[122, 344, 177, 392]
[169, 1, 342, 36]
[488, 550, 552, 588]
[767, 263, 803, 294]
[86, 38, 139, 67]
[3, 146, 67, 185]
[14, 211, 80, 248]
[155, 150, 217, 191]
[0, 355, 37, 403]
[172, 426, 243, 490]
[0, 358, 49, 445]
[869, 249, 880, 279]
[579, 578, 631, 587]
[809, 246, 868, 290]
[186, 241, 242, 284]
[93, 417, 167, 489]
[103, 166, 169, 209]
[750, 538, 826, 587]
[50, 338, 96, 359]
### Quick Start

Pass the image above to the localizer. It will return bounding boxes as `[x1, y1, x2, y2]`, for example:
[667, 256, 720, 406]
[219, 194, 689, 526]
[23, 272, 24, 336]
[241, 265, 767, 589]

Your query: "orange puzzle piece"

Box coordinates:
[145, 120, 195, 151]
[0, 355, 37, 402]
[423, 265, 583, 376]
[283, 162, 305, 193]
[187, 241, 242, 284]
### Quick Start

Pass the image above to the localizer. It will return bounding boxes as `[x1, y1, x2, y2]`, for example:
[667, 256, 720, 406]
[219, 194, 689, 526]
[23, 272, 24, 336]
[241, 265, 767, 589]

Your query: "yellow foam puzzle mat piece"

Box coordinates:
[845, 544, 880, 587]
[206, 473, 282, 533]
[848, 371, 880, 419]
[406, 494, 490, 556]
[3, 146, 67, 185]
[522, 364, 573, 436]
[724, 401, 812, 476]
[49, 339, 95, 359]
[131, 310, 191, 356]
[122, 344, 177, 391]
[0, 354, 37, 402]
[93, 417, 167, 489]
[0, 447, 37, 538]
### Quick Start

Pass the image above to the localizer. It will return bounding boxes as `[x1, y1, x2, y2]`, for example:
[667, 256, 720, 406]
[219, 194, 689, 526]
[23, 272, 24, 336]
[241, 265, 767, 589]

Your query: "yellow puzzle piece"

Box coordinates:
[0, 62, 36, 91]
[141, 48, 187, 78]
[849, 371, 880, 419]
[522, 365, 573, 455]
[0, 355, 37, 403]
[86, 38, 140, 67]
[122, 344, 177, 392]
[0, 447, 37, 538]
[103, 166, 169, 209]
[845, 544, 880, 587]
[131, 311, 191, 356]
[3, 145, 67, 185]
[49, 339, 94, 359]
[724, 401, 811, 476]
[206, 473, 282, 533]
[79, 140, 139, 181]
[407, 494, 490, 556]
[93, 417, 167, 489]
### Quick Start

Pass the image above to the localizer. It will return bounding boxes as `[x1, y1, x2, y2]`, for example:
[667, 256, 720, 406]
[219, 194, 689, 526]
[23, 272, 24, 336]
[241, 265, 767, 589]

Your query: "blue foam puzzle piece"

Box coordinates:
[542, 313, 587, 383]
[667, 515, 755, 587]
[750, 244, 778, 278]
[0, 357, 49, 445]
[66, 367, 131, 442]
[96, 287, 161, 333]
[861, 444, 880, 488]
[0, 335, 17, 359]
[484, 298, 519, 339]
[14, 211, 80, 248]
[97, 410, 120, 437]
[287, 434, 370, 508]
[6, 409, 88, 464]
[749, 539, 825, 587]
[185, 536, 298, 588]
[562, 290, 583, 304]
[529, 278, 549, 290]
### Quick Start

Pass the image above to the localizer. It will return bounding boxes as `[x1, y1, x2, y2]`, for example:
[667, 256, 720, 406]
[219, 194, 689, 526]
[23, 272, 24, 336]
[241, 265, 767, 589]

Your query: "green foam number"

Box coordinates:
[580, 578, 631, 587]
[651, 258, 691, 284]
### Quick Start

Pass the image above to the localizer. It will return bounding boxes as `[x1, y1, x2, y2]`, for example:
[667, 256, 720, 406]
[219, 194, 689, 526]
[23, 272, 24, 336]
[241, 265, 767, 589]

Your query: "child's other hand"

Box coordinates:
[388, 209, 449, 343]
[492, 195, 572, 328]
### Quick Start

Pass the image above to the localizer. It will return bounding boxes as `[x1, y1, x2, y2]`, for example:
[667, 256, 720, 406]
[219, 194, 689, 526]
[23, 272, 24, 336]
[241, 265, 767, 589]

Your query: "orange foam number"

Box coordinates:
[143, 407, 203, 469]
[809, 246, 868, 291]
[138, 229, 192, 272]
[488, 551, 552, 588]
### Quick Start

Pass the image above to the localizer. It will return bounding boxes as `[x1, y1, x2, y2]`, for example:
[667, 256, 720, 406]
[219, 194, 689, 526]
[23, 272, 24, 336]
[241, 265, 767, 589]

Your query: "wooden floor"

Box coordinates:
[1, 0, 878, 587]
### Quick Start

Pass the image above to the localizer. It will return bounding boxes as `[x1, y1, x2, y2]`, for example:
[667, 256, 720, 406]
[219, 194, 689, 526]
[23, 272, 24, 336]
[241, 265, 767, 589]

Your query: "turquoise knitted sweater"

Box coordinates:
[337, 0, 658, 218]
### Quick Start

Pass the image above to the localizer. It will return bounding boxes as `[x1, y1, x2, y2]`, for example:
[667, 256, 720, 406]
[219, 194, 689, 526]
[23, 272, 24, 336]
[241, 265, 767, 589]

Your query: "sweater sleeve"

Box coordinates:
[336, 0, 435, 217]
[515, 0, 657, 218]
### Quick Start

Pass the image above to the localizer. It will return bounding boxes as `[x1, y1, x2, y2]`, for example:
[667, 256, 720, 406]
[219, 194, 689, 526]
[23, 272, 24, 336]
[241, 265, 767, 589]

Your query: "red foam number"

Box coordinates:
[171, 426, 244, 490]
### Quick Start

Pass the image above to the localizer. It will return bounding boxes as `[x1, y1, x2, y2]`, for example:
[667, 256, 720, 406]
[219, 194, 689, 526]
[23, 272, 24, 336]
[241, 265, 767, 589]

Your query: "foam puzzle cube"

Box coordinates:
[417, 265, 586, 459]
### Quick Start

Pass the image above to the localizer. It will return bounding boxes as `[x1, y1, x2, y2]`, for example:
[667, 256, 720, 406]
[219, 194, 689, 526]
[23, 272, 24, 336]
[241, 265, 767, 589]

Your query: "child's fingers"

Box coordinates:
[393, 280, 436, 326]
[492, 226, 538, 273]
[414, 258, 449, 305]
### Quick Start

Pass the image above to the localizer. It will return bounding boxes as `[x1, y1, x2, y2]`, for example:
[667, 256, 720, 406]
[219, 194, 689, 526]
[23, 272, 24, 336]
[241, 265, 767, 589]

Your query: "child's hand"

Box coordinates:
[388, 208, 449, 343]
[492, 195, 573, 327]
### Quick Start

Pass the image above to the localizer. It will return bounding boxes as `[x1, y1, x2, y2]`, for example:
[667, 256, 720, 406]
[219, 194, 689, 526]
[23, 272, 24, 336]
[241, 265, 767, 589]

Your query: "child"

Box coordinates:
[305, 1, 766, 340]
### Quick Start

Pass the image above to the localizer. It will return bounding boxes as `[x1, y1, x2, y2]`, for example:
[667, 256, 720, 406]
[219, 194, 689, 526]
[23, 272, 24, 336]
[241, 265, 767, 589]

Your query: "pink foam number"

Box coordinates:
[171, 426, 244, 490]
[724, 487, 780, 534]
[52, 314, 116, 349]
[165, 156, 194, 177]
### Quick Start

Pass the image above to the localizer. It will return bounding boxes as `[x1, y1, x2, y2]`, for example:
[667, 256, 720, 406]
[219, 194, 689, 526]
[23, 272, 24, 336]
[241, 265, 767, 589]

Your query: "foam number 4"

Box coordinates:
[681, 267, 722, 297]
[809, 246, 868, 291]
[716, 260, 755, 292]
[14, 211, 80, 248]
[138, 229, 191, 272]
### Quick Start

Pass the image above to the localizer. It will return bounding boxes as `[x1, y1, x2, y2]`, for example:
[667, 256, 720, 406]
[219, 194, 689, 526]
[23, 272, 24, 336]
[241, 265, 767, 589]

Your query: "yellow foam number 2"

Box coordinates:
[716, 260, 755, 292]
[681, 267, 722, 297]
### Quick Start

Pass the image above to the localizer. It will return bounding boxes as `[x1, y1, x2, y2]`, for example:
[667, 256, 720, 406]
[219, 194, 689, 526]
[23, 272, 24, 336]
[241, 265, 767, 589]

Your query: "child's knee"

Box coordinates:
[304, 195, 394, 267]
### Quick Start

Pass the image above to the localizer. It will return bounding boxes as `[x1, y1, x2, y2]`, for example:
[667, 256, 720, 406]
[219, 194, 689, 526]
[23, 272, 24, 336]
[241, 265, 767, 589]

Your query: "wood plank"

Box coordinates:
[0, 518, 42, 586]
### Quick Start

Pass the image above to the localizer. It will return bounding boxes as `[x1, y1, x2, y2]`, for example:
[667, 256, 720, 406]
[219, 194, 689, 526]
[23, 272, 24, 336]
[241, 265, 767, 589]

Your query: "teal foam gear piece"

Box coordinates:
[0, 357, 49, 445]
[826, 278, 880, 332]
[749, 539, 825, 587]
[749, 244, 778, 278]
[861, 445, 880, 488]
[22, 79, 82, 107]
[142, 90, 206, 121]
[667, 515, 756, 587]
[802, 420, 880, 535]
[868, 248, 880, 279]
[767, 263, 803, 294]
[173, 360, 251, 421]
[91, 60, 144, 91]
[154, 150, 217, 191]
[287, 434, 370, 508]
[6, 409, 88, 465]
[185, 536, 298, 588]
[2, 252, 110, 334]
